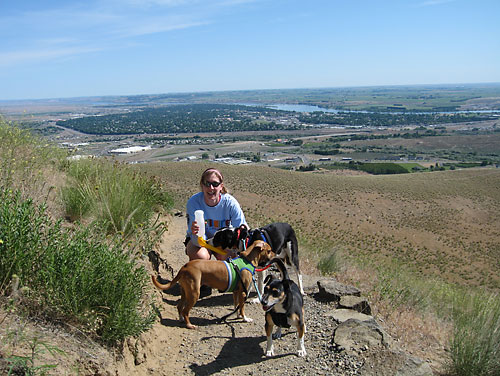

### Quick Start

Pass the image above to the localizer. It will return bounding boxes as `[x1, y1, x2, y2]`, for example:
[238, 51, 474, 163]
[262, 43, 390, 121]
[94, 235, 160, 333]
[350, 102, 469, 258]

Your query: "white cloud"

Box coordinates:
[113, 19, 208, 38]
[417, 0, 456, 7]
[0, 46, 104, 68]
[0, 0, 261, 67]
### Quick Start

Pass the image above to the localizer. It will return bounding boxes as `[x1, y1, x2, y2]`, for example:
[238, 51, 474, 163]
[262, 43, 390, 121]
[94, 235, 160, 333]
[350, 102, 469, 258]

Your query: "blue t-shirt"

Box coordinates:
[186, 192, 247, 239]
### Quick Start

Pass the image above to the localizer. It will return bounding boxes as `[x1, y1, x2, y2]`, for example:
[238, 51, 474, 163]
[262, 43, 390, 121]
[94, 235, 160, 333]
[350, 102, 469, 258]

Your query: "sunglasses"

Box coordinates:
[203, 180, 222, 188]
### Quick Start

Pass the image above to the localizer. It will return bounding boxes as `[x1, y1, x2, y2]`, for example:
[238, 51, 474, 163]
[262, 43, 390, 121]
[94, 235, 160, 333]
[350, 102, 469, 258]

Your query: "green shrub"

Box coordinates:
[62, 159, 172, 236]
[448, 292, 500, 376]
[0, 189, 156, 343]
[318, 251, 340, 275]
[374, 263, 500, 376]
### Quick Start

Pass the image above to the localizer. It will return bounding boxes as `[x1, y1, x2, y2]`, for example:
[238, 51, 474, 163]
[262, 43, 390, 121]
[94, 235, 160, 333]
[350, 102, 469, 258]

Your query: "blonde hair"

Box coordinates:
[200, 168, 227, 194]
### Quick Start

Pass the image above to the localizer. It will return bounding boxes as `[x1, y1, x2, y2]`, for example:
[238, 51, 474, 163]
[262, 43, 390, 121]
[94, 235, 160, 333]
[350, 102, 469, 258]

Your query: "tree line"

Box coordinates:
[299, 111, 494, 127]
[56, 104, 302, 135]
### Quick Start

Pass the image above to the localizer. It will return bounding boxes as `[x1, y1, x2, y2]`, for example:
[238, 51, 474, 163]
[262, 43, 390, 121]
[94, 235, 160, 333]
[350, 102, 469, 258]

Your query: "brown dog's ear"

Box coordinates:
[240, 240, 256, 258]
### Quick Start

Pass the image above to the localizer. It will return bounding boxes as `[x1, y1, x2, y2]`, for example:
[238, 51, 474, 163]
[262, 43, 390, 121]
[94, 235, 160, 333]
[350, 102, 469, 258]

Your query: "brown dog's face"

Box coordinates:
[255, 241, 275, 266]
[240, 239, 274, 266]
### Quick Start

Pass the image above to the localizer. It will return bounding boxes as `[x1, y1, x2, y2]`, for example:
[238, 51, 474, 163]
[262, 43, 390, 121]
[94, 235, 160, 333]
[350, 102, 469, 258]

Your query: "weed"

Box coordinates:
[62, 158, 172, 236]
[317, 249, 340, 275]
[5, 335, 64, 376]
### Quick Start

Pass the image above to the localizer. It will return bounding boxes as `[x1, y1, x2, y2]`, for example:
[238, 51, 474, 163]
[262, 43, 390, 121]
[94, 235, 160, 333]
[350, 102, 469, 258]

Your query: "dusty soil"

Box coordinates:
[116, 214, 440, 376]
[122, 213, 338, 376]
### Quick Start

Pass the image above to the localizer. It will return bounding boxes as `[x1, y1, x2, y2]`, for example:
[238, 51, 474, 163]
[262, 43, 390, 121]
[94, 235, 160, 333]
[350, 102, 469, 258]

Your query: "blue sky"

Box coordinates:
[1, 0, 499, 100]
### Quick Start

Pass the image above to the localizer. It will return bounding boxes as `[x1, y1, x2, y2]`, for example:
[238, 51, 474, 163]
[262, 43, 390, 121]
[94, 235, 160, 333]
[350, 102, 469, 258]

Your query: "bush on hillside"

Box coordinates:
[0, 189, 156, 343]
[62, 158, 173, 236]
[375, 263, 500, 376]
[0, 117, 66, 199]
[449, 292, 500, 376]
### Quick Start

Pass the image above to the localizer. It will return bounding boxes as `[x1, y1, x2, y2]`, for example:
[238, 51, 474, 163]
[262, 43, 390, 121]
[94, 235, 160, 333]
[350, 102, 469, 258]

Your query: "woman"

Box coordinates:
[185, 168, 247, 261]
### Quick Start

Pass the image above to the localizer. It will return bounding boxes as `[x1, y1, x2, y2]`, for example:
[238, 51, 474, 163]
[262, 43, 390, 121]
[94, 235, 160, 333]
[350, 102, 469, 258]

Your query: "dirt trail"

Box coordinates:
[117, 214, 439, 376]
[120, 214, 331, 376]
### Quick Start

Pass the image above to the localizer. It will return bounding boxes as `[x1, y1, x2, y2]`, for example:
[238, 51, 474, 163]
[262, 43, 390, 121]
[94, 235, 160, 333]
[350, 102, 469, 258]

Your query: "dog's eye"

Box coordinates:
[271, 288, 282, 297]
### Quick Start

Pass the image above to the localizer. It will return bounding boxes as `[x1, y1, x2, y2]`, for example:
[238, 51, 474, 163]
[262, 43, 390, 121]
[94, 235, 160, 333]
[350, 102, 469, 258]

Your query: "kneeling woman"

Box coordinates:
[185, 168, 247, 261]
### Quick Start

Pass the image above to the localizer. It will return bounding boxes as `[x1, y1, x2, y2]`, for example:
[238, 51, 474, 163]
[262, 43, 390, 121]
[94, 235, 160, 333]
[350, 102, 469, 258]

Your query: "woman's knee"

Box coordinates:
[186, 242, 211, 260]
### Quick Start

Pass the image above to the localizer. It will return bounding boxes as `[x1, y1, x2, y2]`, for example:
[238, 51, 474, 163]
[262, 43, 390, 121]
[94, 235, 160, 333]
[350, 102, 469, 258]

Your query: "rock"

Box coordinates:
[332, 318, 393, 353]
[339, 295, 372, 315]
[327, 308, 374, 324]
[396, 356, 434, 376]
[300, 274, 321, 294]
[316, 278, 361, 302]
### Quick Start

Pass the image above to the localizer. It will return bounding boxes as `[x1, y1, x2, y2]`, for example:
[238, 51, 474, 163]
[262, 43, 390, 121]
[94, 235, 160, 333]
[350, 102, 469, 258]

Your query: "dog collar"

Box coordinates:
[245, 229, 269, 249]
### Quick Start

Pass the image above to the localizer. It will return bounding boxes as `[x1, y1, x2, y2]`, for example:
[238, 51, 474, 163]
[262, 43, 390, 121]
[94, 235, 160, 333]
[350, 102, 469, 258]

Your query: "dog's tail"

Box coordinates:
[265, 257, 290, 281]
[151, 271, 181, 291]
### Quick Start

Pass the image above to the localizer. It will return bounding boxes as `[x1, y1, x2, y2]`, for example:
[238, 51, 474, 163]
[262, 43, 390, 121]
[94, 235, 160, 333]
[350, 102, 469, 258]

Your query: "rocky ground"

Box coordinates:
[133, 214, 435, 376]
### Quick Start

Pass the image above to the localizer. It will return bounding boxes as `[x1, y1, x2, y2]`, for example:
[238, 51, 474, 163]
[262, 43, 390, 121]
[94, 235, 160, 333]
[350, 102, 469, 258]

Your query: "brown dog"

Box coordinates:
[152, 240, 273, 329]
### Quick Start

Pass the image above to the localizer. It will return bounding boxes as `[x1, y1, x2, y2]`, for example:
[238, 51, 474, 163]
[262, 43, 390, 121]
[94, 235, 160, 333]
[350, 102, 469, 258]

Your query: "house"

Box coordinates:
[109, 146, 151, 155]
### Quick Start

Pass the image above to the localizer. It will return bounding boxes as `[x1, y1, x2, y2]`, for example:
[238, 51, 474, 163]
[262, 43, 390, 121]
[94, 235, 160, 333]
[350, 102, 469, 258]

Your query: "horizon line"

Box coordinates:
[1, 81, 500, 103]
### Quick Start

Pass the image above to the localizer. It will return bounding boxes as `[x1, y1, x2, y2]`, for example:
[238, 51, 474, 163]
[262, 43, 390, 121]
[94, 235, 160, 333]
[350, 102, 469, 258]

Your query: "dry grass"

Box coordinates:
[140, 161, 500, 290]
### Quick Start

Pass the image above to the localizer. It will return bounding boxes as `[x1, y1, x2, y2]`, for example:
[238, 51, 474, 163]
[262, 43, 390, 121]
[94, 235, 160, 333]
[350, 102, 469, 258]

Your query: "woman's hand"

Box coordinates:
[191, 220, 199, 236]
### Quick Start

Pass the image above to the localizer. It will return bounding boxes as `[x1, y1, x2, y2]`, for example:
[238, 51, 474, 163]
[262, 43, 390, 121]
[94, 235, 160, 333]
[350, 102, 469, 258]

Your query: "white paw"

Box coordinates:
[249, 297, 261, 304]
[243, 316, 253, 323]
[297, 349, 307, 357]
[265, 350, 274, 357]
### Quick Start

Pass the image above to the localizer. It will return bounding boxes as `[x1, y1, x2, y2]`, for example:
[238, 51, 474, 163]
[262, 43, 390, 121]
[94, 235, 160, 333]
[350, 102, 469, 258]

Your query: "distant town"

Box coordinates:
[1, 84, 499, 173]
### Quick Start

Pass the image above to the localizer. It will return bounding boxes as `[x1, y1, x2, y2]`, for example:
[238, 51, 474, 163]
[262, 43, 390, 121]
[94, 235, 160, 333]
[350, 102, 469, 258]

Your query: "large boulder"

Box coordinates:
[316, 277, 361, 302]
[332, 318, 393, 352]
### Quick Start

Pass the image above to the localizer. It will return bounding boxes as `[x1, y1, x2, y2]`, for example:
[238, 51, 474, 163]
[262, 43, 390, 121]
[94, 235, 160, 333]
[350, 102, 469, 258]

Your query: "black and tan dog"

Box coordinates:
[212, 222, 305, 297]
[261, 258, 306, 357]
[152, 240, 273, 329]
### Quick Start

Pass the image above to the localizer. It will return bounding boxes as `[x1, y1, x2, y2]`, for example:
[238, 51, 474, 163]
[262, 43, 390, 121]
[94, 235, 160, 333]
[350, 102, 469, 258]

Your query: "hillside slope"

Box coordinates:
[140, 162, 500, 291]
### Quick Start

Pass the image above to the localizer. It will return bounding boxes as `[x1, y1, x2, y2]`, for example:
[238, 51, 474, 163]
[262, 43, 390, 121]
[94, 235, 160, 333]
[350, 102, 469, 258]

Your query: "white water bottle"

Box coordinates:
[194, 210, 205, 246]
